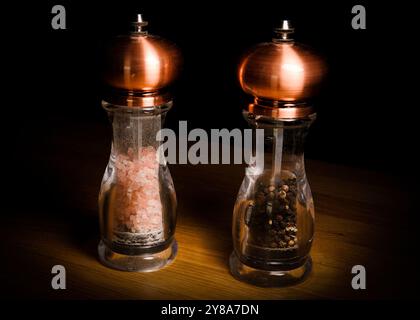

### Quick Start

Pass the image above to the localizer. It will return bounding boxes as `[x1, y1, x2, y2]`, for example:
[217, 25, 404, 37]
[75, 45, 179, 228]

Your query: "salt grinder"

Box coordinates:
[230, 21, 326, 286]
[98, 15, 181, 271]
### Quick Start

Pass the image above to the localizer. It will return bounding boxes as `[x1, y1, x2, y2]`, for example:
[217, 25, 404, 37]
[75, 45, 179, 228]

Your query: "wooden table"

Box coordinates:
[2, 120, 416, 299]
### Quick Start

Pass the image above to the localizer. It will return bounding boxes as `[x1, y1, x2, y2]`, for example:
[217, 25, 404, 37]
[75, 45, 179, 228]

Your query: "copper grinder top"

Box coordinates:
[239, 20, 326, 119]
[103, 14, 182, 107]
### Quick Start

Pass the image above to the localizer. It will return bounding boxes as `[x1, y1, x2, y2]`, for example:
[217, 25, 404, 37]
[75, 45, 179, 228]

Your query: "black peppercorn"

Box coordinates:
[247, 177, 299, 250]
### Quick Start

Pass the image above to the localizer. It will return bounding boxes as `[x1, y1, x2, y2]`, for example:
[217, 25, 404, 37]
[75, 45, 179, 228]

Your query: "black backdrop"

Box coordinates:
[5, 0, 416, 171]
[1, 1, 419, 303]
[2, 0, 420, 302]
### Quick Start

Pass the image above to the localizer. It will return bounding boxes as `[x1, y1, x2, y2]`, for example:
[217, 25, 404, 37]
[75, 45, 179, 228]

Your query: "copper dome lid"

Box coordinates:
[103, 15, 182, 107]
[239, 21, 326, 119]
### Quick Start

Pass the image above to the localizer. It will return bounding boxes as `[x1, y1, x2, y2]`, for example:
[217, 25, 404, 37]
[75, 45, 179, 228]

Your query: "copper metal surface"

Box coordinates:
[247, 103, 313, 120]
[238, 21, 325, 119]
[239, 42, 325, 102]
[104, 15, 182, 101]
[103, 91, 172, 108]
[104, 35, 182, 93]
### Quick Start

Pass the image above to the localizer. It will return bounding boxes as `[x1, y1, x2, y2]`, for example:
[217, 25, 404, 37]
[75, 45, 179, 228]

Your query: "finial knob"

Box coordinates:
[132, 13, 148, 34]
[273, 20, 295, 42]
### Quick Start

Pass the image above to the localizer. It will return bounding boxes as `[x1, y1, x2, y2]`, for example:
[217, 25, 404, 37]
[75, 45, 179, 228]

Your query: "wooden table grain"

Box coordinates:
[2, 121, 416, 299]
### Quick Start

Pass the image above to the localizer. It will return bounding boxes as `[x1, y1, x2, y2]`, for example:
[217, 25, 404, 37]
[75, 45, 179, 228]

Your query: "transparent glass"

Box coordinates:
[230, 112, 315, 286]
[98, 101, 177, 272]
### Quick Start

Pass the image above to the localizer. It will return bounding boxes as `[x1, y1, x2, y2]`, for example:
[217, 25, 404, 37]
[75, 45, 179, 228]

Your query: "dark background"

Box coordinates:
[5, 0, 416, 171]
[2, 0, 419, 300]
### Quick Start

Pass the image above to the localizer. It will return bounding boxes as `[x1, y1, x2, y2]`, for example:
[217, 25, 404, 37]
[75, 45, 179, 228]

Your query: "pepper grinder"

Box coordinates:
[98, 15, 181, 272]
[230, 21, 325, 286]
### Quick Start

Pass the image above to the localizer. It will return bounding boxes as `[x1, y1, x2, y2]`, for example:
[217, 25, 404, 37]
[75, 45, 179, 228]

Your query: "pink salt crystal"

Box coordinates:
[114, 146, 163, 239]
